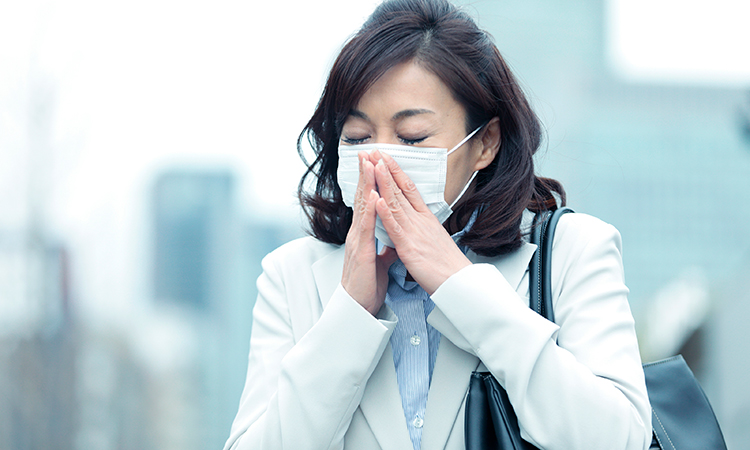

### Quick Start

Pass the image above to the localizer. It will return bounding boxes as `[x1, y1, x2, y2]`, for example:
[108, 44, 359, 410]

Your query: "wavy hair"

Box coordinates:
[297, 0, 565, 256]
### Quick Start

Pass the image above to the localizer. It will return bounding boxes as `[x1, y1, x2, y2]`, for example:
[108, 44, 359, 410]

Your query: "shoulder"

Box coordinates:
[553, 212, 623, 256]
[253, 236, 345, 340]
[262, 235, 343, 270]
[548, 212, 626, 301]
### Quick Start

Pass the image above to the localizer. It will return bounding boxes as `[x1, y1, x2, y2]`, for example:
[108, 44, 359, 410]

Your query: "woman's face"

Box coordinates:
[340, 60, 494, 206]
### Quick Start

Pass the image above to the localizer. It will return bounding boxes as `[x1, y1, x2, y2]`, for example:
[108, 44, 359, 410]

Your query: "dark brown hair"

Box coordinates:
[297, 0, 565, 256]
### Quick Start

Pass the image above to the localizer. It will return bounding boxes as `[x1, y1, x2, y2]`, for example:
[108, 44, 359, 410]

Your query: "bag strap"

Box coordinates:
[528, 207, 574, 321]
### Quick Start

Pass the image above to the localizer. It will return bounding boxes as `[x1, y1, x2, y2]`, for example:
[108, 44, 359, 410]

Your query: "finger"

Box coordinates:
[351, 188, 379, 245]
[380, 152, 430, 213]
[351, 152, 366, 222]
[363, 158, 376, 193]
[375, 159, 411, 223]
[361, 189, 379, 236]
[352, 152, 376, 222]
[375, 196, 406, 245]
[369, 148, 382, 163]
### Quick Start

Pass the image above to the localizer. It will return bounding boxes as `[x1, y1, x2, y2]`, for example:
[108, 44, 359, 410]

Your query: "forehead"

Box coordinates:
[353, 60, 464, 122]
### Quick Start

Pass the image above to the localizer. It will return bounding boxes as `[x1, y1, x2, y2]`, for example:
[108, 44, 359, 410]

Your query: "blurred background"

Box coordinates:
[1, 0, 748, 448]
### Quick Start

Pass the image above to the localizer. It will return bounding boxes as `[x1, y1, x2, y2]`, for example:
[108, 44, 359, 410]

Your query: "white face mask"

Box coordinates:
[337, 126, 482, 247]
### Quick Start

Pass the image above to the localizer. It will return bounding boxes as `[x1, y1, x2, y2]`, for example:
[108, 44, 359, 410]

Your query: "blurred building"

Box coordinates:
[0, 237, 77, 450]
[148, 169, 300, 449]
[0, 169, 301, 450]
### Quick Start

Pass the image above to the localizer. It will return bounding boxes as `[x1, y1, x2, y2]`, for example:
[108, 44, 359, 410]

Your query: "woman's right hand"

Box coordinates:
[341, 152, 398, 315]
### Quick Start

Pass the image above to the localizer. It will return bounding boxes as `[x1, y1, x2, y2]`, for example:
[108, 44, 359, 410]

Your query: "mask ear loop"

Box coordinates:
[446, 125, 484, 156]
[446, 124, 486, 209]
[449, 171, 478, 209]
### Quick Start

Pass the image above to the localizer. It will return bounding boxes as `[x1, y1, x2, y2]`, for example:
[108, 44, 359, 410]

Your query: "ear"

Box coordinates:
[472, 117, 501, 171]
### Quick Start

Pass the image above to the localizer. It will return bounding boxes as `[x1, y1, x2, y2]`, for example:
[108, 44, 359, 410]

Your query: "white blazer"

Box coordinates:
[223, 212, 652, 450]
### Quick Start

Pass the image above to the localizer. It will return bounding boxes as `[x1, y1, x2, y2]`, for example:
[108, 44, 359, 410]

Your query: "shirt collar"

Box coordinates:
[450, 209, 478, 244]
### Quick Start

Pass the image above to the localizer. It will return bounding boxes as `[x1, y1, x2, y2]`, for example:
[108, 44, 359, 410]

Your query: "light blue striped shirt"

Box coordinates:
[381, 216, 474, 450]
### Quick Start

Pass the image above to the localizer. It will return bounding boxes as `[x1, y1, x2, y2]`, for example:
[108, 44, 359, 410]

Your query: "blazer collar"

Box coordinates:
[467, 240, 537, 292]
[309, 238, 537, 311]
[311, 210, 539, 306]
[470, 208, 538, 292]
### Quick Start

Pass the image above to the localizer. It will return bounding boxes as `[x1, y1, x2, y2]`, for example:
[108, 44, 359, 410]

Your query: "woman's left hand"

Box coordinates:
[368, 150, 472, 295]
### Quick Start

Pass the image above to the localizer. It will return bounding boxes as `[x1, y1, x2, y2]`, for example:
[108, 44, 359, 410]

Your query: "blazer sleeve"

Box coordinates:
[223, 244, 397, 450]
[429, 213, 652, 450]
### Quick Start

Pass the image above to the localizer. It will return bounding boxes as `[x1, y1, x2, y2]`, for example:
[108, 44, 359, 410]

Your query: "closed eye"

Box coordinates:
[341, 135, 370, 145]
[399, 136, 428, 145]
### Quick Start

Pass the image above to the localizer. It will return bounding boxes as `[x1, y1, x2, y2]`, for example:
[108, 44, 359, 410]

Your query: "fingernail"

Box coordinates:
[377, 159, 385, 168]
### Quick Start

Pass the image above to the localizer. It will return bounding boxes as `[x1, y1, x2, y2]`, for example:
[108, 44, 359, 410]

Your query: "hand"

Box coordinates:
[341, 152, 399, 315]
[370, 151, 471, 295]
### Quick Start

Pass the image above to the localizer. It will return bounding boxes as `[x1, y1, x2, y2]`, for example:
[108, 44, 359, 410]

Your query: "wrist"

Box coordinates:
[425, 254, 472, 295]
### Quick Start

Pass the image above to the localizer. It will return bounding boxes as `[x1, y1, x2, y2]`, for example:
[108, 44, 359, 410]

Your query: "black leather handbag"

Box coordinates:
[465, 207, 728, 450]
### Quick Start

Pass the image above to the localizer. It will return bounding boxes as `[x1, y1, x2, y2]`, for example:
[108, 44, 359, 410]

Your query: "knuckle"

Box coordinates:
[391, 222, 404, 235]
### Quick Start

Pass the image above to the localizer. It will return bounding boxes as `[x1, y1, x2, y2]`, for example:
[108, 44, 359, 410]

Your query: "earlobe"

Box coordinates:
[473, 117, 501, 171]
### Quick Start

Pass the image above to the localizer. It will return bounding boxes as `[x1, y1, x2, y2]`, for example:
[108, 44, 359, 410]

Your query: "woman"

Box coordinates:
[224, 0, 652, 449]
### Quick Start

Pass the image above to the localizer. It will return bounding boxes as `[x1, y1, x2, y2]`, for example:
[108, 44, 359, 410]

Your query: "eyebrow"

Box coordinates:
[348, 108, 436, 122]
[392, 108, 435, 121]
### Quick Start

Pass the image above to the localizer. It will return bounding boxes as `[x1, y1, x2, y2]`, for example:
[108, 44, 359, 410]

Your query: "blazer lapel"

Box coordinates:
[473, 207, 539, 293]
[420, 337, 480, 450]
[308, 234, 536, 310]
[310, 245, 346, 309]
[468, 240, 537, 292]
[359, 344, 414, 450]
